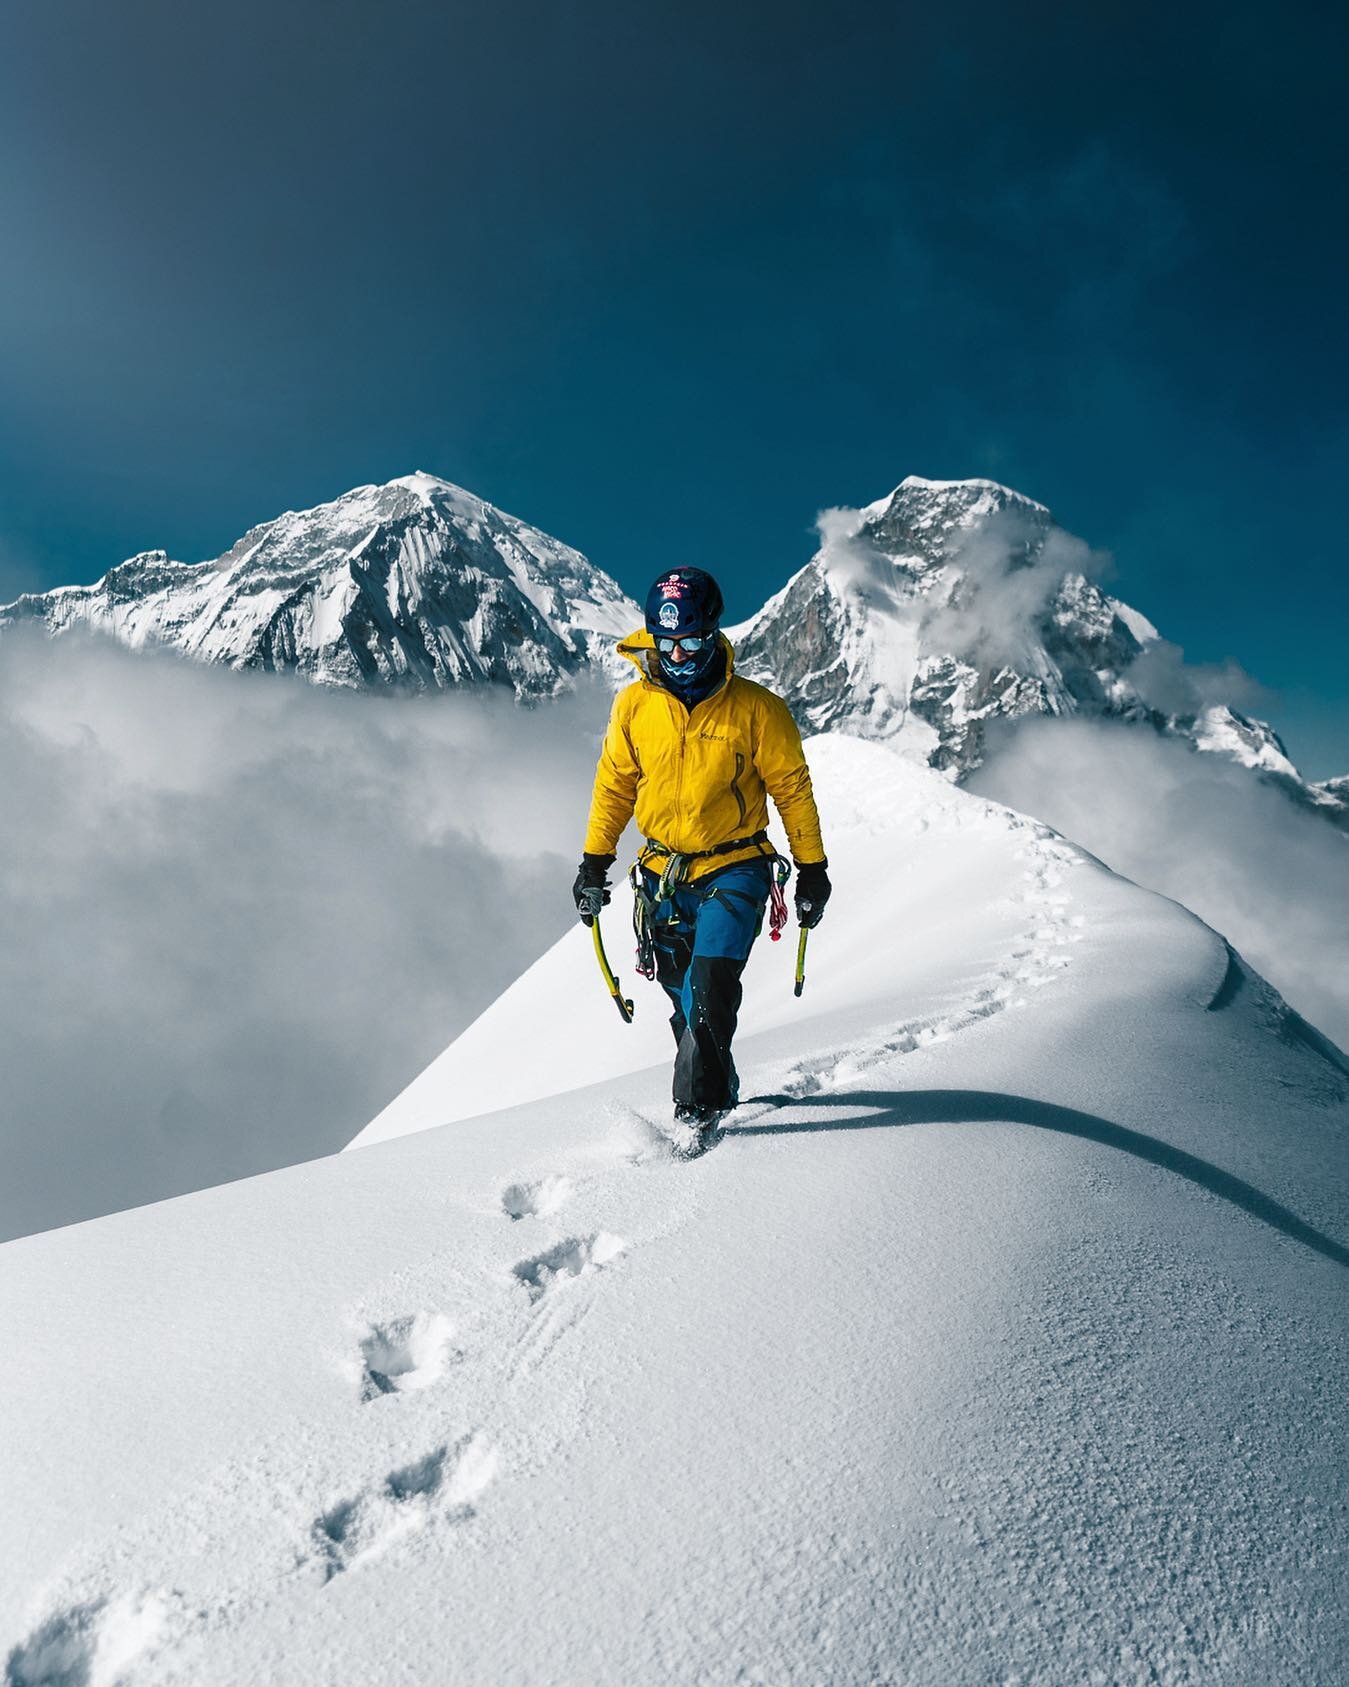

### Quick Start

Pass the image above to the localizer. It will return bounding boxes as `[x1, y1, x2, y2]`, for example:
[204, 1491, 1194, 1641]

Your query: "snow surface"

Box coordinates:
[3, 740, 1347, 1684]
[1192, 703, 1302, 779]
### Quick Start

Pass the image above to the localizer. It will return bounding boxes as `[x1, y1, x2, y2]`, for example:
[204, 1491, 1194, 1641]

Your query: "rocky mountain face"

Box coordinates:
[730, 476, 1347, 827]
[0, 473, 639, 698]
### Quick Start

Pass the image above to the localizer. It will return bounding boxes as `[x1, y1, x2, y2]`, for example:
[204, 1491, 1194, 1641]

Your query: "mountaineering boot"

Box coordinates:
[671, 1103, 728, 1159]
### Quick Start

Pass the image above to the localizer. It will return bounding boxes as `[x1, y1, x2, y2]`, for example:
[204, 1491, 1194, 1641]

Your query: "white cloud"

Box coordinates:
[923, 514, 1111, 672]
[970, 717, 1349, 1051]
[0, 631, 611, 1241]
[1124, 637, 1271, 718]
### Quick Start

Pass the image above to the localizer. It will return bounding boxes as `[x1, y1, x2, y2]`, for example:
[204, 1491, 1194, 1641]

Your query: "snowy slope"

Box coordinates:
[3, 740, 1347, 1684]
[0, 474, 639, 696]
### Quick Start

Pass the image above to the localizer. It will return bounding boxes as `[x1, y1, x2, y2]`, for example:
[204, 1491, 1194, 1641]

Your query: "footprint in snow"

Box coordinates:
[356, 1312, 456, 1402]
[311, 1435, 497, 1582]
[6, 1592, 166, 1687]
[511, 1234, 626, 1302]
[500, 1175, 573, 1222]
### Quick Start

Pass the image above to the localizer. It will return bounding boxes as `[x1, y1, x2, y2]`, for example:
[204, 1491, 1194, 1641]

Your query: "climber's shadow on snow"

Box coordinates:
[738, 1090, 1349, 1270]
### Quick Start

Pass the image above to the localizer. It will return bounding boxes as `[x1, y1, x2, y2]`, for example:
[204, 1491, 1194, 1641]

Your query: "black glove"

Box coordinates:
[794, 859, 831, 929]
[573, 853, 616, 926]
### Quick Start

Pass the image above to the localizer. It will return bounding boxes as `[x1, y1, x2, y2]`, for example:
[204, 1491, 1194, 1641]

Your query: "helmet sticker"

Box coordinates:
[657, 601, 680, 629]
[659, 578, 688, 599]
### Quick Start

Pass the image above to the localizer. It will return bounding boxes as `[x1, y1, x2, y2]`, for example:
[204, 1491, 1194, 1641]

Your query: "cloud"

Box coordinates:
[970, 716, 1349, 1051]
[923, 514, 1112, 673]
[813, 506, 910, 603]
[1124, 637, 1271, 719]
[0, 630, 611, 1241]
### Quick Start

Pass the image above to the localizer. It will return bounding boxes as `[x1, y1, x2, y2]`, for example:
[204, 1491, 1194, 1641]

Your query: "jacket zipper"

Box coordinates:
[674, 698, 687, 828]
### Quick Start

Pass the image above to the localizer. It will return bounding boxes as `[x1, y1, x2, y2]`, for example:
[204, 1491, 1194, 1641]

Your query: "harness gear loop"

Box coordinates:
[657, 852, 692, 902]
[629, 863, 658, 980]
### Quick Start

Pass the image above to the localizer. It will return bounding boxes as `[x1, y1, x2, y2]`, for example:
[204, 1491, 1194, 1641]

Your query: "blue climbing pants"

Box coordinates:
[641, 858, 772, 1112]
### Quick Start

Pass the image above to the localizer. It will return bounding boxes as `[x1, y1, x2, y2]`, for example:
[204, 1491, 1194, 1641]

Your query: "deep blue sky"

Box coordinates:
[2, 0, 1345, 772]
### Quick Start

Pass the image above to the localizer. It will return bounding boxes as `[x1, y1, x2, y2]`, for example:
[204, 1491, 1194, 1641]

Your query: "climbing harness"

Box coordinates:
[591, 913, 634, 1023]
[637, 828, 772, 887]
[627, 832, 801, 995]
[631, 831, 780, 980]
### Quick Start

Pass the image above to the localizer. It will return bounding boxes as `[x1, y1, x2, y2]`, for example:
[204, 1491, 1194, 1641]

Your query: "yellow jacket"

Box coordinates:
[583, 630, 826, 881]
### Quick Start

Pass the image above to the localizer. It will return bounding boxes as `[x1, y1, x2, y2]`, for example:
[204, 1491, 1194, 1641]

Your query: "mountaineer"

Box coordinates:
[573, 566, 830, 1154]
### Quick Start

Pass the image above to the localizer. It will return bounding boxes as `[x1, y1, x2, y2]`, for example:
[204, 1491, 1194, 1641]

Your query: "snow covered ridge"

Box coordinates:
[4, 741, 1347, 1681]
[3, 468, 1343, 821]
[0, 473, 640, 697]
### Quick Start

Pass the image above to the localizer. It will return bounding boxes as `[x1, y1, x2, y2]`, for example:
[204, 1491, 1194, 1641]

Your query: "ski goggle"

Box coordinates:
[655, 634, 711, 653]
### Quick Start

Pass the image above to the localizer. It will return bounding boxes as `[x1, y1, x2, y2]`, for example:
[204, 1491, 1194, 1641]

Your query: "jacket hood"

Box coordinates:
[615, 627, 736, 682]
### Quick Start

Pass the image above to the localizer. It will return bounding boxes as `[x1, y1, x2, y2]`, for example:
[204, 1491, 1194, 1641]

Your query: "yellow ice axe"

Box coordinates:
[794, 926, 809, 998]
[591, 914, 634, 1023]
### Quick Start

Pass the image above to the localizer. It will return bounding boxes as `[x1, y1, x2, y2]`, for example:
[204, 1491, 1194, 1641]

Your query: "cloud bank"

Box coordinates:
[1124, 637, 1269, 719]
[0, 631, 610, 1241]
[970, 717, 1349, 1051]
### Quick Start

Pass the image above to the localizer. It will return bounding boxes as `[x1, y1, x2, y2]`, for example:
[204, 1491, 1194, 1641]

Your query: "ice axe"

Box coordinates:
[591, 912, 634, 1023]
[794, 925, 809, 998]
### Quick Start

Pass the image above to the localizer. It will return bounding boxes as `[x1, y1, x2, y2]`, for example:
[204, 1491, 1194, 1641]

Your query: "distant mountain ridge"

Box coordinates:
[3, 469, 1342, 825]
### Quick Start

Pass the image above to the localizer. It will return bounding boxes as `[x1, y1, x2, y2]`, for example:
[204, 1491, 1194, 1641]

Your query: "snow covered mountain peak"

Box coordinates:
[868, 473, 1053, 555]
[730, 473, 1125, 764]
[730, 473, 1345, 826]
[1, 476, 640, 696]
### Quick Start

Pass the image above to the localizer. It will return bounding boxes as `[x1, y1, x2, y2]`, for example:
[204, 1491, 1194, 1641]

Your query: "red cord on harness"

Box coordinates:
[768, 864, 789, 941]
